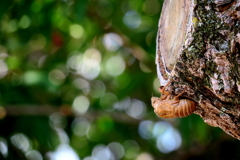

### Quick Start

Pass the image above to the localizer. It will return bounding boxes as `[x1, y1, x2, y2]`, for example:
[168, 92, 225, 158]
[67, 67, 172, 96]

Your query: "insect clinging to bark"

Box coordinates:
[151, 81, 196, 118]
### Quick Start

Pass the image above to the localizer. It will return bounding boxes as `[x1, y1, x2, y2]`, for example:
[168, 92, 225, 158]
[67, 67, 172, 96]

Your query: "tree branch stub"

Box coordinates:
[154, 0, 240, 140]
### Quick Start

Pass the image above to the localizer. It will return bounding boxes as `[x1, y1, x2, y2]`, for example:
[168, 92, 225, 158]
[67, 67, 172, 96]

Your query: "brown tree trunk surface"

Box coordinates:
[155, 0, 240, 140]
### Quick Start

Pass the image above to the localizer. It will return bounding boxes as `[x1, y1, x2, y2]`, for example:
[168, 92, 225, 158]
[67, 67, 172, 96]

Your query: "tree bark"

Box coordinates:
[155, 0, 240, 140]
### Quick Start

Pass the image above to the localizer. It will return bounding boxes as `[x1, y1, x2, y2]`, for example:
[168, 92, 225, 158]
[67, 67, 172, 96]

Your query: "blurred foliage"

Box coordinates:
[0, 0, 239, 160]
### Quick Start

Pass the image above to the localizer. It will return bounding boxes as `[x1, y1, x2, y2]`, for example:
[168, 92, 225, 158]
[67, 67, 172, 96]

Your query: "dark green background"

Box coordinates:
[0, 0, 239, 160]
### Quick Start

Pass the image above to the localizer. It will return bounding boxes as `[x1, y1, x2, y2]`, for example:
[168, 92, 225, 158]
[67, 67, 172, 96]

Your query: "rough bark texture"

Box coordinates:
[156, 0, 240, 140]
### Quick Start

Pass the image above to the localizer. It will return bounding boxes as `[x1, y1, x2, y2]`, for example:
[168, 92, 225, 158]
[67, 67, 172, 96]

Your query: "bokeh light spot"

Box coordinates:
[123, 11, 141, 29]
[83, 157, 97, 160]
[84, 48, 101, 63]
[107, 142, 125, 160]
[49, 112, 67, 129]
[51, 144, 80, 160]
[73, 96, 90, 114]
[77, 60, 100, 79]
[48, 69, 66, 85]
[19, 15, 31, 29]
[0, 61, 8, 78]
[7, 56, 20, 70]
[152, 121, 172, 138]
[0, 138, 8, 158]
[69, 24, 84, 39]
[38, 55, 47, 68]
[125, 99, 146, 119]
[73, 78, 90, 95]
[11, 133, 30, 152]
[136, 152, 154, 160]
[156, 127, 182, 153]
[23, 70, 44, 85]
[79, 49, 101, 80]
[138, 120, 154, 139]
[71, 117, 91, 137]
[86, 124, 102, 142]
[123, 140, 139, 159]
[90, 80, 106, 98]
[103, 33, 123, 51]
[67, 53, 82, 70]
[56, 129, 69, 144]
[6, 19, 18, 33]
[105, 56, 125, 77]
[25, 150, 43, 160]
[92, 144, 112, 160]
[67, 50, 101, 80]
[113, 97, 131, 111]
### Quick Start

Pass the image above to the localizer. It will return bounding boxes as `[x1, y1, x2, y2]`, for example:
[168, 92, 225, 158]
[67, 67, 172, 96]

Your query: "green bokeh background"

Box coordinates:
[0, 0, 239, 160]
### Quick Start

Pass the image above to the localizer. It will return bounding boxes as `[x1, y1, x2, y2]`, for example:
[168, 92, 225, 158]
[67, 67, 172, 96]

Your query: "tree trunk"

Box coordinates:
[155, 0, 240, 140]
